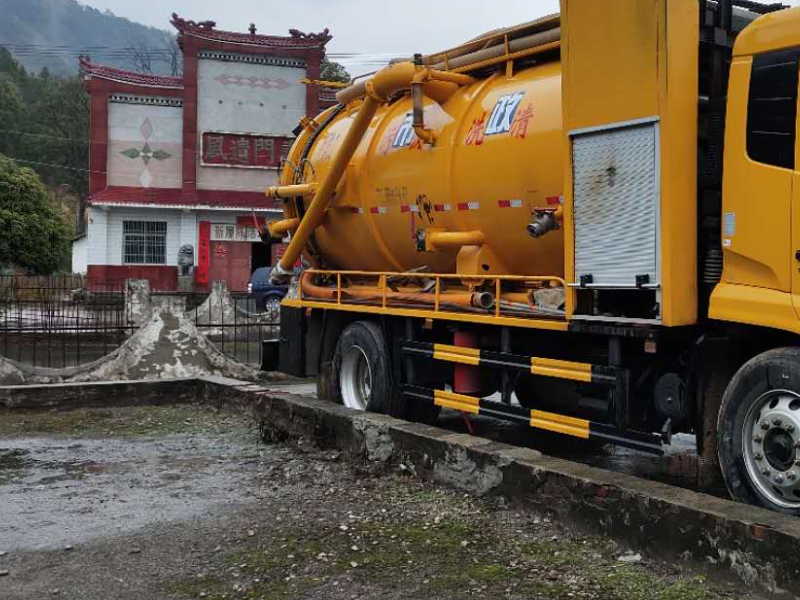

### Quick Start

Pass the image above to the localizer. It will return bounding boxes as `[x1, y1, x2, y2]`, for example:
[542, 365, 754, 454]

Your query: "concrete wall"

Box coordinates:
[107, 99, 183, 189]
[71, 236, 87, 274]
[196, 54, 304, 192]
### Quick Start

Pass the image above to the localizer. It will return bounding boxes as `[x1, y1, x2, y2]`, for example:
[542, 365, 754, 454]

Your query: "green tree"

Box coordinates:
[0, 76, 24, 156]
[320, 58, 350, 83]
[0, 154, 70, 273]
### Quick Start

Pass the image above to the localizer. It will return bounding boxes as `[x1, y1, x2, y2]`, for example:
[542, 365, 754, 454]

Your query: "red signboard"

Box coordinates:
[202, 132, 288, 168]
[196, 221, 211, 285]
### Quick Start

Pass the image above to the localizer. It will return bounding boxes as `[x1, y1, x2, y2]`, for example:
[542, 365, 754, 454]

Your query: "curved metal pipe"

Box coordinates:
[265, 183, 316, 199]
[274, 61, 438, 280]
[267, 218, 300, 239]
[428, 230, 485, 249]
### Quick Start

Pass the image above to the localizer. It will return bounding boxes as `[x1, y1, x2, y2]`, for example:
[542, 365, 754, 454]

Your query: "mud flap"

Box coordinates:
[278, 306, 306, 377]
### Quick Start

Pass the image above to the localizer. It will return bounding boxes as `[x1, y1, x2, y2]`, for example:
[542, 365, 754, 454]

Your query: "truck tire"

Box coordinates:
[332, 321, 393, 414]
[718, 347, 800, 513]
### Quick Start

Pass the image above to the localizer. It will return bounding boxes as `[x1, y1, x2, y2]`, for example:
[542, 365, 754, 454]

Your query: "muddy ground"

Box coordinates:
[0, 401, 761, 600]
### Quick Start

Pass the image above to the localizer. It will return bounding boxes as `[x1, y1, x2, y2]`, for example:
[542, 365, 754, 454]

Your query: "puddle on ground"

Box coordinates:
[0, 433, 279, 552]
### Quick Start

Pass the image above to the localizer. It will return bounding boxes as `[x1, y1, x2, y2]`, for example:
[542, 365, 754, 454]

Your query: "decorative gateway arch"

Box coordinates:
[72, 14, 338, 294]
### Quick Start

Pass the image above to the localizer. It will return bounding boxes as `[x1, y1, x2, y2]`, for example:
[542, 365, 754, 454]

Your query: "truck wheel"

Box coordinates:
[718, 347, 800, 513]
[333, 321, 392, 413]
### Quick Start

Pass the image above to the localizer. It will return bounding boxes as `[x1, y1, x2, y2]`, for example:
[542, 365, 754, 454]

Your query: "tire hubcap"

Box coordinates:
[743, 390, 800, 508]
[340, 345, 372, 411]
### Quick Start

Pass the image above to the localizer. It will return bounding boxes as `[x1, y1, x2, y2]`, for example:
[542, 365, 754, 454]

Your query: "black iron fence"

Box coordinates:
[0, 276, 279, 369]
[184, 291, 280, 368]
[0, 276, 131, 368]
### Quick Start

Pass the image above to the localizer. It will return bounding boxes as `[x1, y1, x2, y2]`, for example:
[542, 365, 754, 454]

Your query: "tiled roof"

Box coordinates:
[171, 13, 331, 49]
[79, 57, 184, 89]
[89, 187, 282, 210]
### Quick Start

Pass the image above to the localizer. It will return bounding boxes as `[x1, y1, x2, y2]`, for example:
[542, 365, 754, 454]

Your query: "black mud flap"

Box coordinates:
[278, 305, 306, 377]
[261, 339, 280, 372]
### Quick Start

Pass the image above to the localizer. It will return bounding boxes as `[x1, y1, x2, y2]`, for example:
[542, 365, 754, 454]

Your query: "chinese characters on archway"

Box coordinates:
[202, 132, 289, 167]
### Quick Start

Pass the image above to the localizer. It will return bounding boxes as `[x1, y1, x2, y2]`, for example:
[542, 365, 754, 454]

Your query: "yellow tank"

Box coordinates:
[279, 59, 564, 279]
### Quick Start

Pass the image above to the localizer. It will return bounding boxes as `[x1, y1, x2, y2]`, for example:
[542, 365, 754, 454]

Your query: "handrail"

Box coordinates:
[299, 269, 567, 320]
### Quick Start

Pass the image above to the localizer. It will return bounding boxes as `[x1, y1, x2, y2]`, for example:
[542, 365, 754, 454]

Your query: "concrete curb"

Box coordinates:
[4, 376, 800, 595]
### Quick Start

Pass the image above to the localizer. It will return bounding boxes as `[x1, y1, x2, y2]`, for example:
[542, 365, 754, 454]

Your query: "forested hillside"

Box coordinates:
[0, 48, 87, 197]
[0, 0, 177, 76]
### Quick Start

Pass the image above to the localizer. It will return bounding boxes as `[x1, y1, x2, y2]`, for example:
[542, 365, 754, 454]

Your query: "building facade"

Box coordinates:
[73, 14, 334, 291]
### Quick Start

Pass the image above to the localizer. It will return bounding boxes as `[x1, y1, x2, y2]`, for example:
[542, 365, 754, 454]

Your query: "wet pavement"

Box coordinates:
[0, 434, 264, 552]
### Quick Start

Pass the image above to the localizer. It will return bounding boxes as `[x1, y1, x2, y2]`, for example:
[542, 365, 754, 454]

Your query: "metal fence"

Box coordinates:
[0, 276, 278, 369]
[184, 291, 279, 368]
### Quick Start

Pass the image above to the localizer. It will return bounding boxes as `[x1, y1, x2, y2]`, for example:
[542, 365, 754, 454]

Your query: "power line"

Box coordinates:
[0, 42, 397, 65]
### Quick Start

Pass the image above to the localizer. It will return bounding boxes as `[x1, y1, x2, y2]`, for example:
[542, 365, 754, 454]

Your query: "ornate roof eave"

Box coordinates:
[79, 56, 184, 90]
[170, 13, 332, 50]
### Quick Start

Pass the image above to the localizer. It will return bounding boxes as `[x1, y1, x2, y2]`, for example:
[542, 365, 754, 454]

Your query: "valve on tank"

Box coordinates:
[527, 208, 560, 238]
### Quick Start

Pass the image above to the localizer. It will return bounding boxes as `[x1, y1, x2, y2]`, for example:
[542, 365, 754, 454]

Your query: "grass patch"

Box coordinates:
[0, 405, 248, 438]
[169, 510, 726, 600]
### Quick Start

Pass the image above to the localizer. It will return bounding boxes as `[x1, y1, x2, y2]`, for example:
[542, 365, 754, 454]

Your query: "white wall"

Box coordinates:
[86, 206, 108, 266]
[196, 54, 305, 192]
[86, 206, 283, 267]
[71, 236, 87, 274]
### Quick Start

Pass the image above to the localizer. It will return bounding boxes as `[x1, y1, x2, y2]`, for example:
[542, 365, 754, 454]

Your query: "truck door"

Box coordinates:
[723, 51, 797, 302]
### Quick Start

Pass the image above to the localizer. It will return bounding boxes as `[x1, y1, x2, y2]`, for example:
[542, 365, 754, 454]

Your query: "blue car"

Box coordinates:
[248, 267, 288, 318]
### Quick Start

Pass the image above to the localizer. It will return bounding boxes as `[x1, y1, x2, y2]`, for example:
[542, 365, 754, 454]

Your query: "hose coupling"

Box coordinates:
[270, 261, 294, 284]
[527, 208, 560, 238]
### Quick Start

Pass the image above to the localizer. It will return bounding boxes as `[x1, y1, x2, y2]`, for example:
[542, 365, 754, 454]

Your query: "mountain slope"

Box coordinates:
[0, 0, 176, 76]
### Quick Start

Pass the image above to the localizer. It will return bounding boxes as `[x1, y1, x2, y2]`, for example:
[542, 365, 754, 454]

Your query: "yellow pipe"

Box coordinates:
[265, 183, 316, 199]
[267, 218, 300, 239]
[428, 230, 485, 249]
[423, 68, 475, 86]
[450, 41, 560, 74]
[275, 62, 420, 278]
[273, 95, 379, 277]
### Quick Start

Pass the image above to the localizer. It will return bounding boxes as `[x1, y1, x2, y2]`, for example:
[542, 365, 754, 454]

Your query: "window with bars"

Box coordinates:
[123, 221, 167, 264]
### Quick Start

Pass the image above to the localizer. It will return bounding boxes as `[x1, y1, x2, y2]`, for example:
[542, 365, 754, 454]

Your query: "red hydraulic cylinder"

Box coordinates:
[452, 329, 481, 395]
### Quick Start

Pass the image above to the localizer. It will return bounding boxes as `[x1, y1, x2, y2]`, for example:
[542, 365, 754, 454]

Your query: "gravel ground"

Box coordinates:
[0, 404, 762, 600]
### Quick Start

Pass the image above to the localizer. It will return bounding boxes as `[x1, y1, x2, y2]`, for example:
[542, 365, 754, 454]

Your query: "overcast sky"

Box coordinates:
[81, 0, 563, 76]
[82, 0, 800, 77]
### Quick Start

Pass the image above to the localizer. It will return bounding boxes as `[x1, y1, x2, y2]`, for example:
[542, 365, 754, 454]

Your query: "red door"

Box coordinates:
[209, 241, 251, 291]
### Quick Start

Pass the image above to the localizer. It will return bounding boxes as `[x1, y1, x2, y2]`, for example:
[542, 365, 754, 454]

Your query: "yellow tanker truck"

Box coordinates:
[264, 0, 800, 513]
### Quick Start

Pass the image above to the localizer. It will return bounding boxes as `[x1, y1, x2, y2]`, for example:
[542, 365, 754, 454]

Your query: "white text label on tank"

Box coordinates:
[485, 92, 526, 135]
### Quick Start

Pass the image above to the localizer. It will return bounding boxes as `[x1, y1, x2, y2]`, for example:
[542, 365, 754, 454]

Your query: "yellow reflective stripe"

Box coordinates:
[433, 389, 480, 414]
[433, 343, 480, 366]
[530, 409, 590, 439]
[530, 357, 593, 382]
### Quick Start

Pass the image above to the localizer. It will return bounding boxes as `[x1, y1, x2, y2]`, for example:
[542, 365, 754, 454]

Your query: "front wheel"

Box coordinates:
[718, 347, 800, 513]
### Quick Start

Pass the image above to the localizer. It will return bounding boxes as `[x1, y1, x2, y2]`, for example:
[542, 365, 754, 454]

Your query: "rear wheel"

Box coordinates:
[718, 347, 800, 513]
[332, 321, 393, 414]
